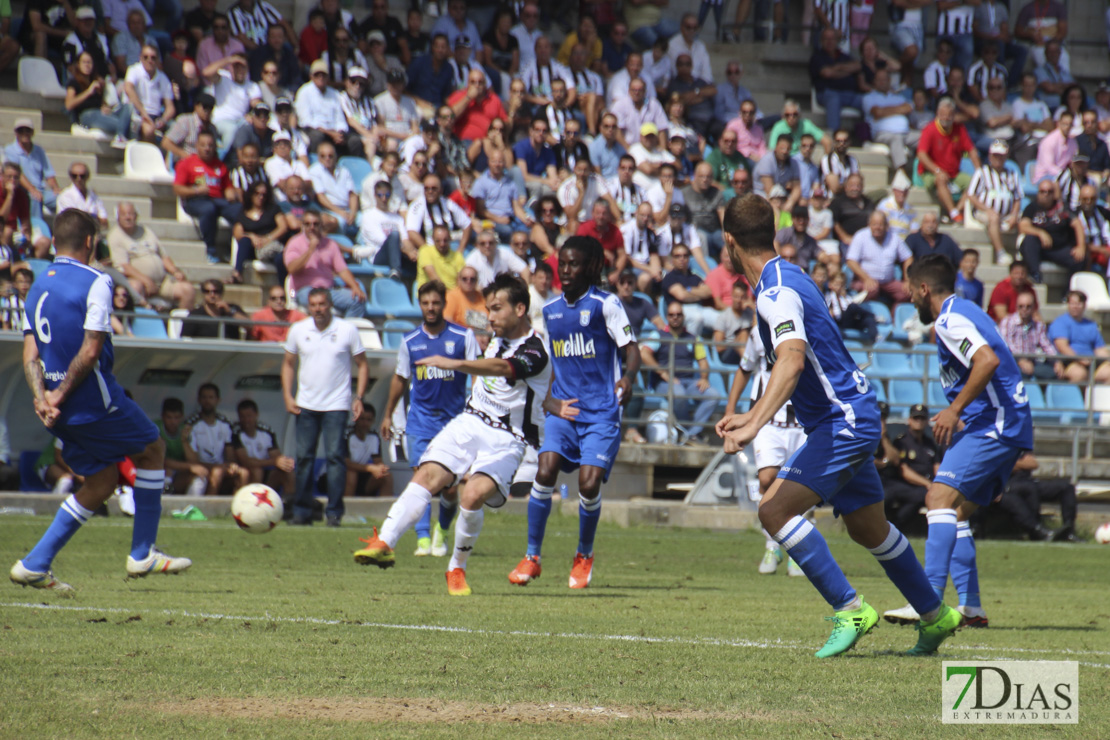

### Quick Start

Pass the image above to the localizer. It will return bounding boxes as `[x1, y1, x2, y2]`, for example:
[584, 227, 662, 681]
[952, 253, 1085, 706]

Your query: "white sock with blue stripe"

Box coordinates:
[130, 468, 164, 561]
[868, 523, 942, 621]
[23, 495, 95, 572]
[772, 515, 857, 611]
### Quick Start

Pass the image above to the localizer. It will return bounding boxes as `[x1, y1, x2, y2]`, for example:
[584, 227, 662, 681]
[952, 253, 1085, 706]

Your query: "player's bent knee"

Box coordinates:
[133, 437, 166, 469]
[925, 483, 961, 510]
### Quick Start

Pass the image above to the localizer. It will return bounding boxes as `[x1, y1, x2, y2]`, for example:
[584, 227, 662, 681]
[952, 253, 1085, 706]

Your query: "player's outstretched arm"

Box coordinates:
[44, 330, 108, 411]
[932, 344, 999, 447]
[416, 355, 515, 377]
[723, 338, 806, 454]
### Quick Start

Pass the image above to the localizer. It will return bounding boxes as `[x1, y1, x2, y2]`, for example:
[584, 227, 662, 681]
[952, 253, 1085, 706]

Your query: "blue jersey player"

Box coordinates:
[381, 280, 478, 557]
[507, 236, 640, 590]
[10, 209, 190, 596]
[716, 195, 958, 658]
[897, 254, 1034, 648]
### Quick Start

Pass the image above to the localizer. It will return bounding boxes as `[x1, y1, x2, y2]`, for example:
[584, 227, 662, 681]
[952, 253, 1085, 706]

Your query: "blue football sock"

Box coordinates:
[23, 495, 94, 572]
[924, 508, 959, 600]
[577, 492, 601, 558]
[525, 483, 554, 558]
[951, 521, 981, 608]
[437, 497, 457, 532]
[868, 523, 942, 617]
[773, 516, 856, 611]
[415, 503, 432, 539]
[130, 468, 164, 561]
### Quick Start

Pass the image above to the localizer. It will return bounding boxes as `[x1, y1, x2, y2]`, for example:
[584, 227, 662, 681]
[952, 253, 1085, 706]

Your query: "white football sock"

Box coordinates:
[448, 506, 484, 572]
[762, 527, 777, 550]
[379, 482, 432, 548]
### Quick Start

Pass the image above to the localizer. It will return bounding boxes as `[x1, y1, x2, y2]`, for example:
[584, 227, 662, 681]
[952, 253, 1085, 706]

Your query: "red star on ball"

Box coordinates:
[252, 490, 274, 507]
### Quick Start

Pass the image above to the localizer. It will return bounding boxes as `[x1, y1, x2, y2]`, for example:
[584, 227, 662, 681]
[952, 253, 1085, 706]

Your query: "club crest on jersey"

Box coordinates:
[774, 320, 795, 338]
[445, 340, 456, 354]
[579, 310, 591, 326]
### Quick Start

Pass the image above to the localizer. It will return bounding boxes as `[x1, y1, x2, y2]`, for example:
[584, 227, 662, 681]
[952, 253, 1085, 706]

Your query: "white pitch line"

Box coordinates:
[2, 601, 1108, 666]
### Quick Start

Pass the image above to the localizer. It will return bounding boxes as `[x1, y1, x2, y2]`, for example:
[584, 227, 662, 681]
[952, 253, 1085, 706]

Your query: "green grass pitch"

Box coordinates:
[1, 512, 1107, 738]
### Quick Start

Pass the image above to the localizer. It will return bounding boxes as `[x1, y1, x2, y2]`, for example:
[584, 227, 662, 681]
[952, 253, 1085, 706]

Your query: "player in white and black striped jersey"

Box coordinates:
[968, 140, 1023, 262]
[232, 398, 295, 494]
[820, 129, 858, 195]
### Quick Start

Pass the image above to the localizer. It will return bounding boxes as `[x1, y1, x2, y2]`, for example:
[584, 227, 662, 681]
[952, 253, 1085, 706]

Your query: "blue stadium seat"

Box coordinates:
[1045, 384, 1086, 424]
[338, 156, 372, 190]
[1023, 160, 1038, 196]
[908, 346, 932, 378]
[1024, 382, 1054, 421]
[329, 233, 354, 248]
[368, 277, 422, 319]
[31, 216, 52, 238]
[928, 380, 947, 409]
[870, 341, 916, 379]
[844, 339, 869, 368]
[348, 260, 390, 277]
[888, 379, 925, 415]
[19, 450, 49, 492]
[959, 158, 976, 176]
[130, 307, 168, 338]
[889, 303, 916, 342]
[381, 319, 415, 350]
[26, 258, 52, 279]
[870, 378, 887, 403]
[862, 301, 893, 341]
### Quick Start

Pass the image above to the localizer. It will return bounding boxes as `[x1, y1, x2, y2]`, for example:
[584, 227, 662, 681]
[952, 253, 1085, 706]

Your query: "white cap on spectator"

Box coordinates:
[273, 131, 291, 143]
[75, 6, 97, 19]
[890, 170, 911, 191]
[13, 117, 34, 132]
[768, 185, 787, 199]
[348, 66, 367, 79]
[989, 140, 1010, 155]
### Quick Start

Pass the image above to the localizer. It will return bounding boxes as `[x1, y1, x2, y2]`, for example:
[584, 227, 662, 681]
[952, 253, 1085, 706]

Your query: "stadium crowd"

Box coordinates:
[0, 0, 1108, 528]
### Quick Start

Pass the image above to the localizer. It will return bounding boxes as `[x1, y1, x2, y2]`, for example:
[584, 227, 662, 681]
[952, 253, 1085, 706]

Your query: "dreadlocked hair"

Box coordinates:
[561, 235, 606, 287]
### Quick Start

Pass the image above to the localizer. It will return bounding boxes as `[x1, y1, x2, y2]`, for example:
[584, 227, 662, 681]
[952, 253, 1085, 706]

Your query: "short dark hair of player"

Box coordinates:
[418, 279, 447, 302]
[307, 286, 332, 304]
[237, 398, 259, 413]
[198, 382, 221, 399]
[561, 234, 606, 287]
[533, 261, 554, 278]
[52, 208, 100, 255]
[723, 193, 775, 256]
[162, 397, 184, 415]
[483, 273, 530, 311]
[908, 254, 956, 295]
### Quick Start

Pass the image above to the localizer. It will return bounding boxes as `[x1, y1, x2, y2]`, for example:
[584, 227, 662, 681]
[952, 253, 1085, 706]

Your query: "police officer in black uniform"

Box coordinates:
[882, 403, 938, 529]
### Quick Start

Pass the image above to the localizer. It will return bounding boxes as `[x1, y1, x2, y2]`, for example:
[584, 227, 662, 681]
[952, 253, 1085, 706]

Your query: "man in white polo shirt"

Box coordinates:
[465, 229, 530, 288]
[282, 288, 369, 527]
[123, 43, 175, 143]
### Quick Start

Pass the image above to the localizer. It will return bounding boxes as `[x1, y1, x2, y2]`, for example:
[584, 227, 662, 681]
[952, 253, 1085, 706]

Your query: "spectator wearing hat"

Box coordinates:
[224, 102, 275, 170]
[862, 68, 915, 171]
[1019, 179, 1086, 282]
[968, 139, 1023, 263]
[609, 77, 667, 150]
[295, 59, 350, 153]
[374, 68, 421, 145]
[264, 130, 311, 193]
[1048, 290, 1110, 384]
[63, 6, 112, 80]
[846, 210, 912, 303]
[882, 403, 937, 530]
[628, 123, 676, 194]
[123, 43, 176, 144]
[364, 29, 405, 97]
[270, 96, 311, 164]
[408, 33, 455, 111]
[906, 211, 963, 266]
[196, 14, 246, 74]
[876, 170, 918, 243]
[173, 130, 239, 263]
[3, 119, 60, 220]
[447, 34, 487, 94]
[248, 22, 301, 90]
[338, 67, 383, 160]
[204, 53, 263, 147]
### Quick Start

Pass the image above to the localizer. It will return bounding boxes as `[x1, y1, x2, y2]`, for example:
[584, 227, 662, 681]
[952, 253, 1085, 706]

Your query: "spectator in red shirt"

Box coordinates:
[173, 131, 239, 263]
[299, 9, 329, 67]
[575, 200, 626, 281]
[2, 161, 50, 260]
[447, 169, 477, 216]
[705, 255, 744, 307]
[448, 68, 508, 142]
[988, 260, 1039, 322]
[251, 284, 307, 342]
[916, 97, 981, 225]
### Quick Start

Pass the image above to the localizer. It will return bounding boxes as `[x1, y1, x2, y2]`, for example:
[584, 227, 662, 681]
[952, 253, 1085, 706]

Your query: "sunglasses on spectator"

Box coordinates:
[70, 171, 88, 179]
[270, 294, 286, 301]
[203, 287, 222, 294]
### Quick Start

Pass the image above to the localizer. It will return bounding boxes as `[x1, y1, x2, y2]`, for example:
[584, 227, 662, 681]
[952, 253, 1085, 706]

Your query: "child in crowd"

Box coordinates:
[955, 248, 984, 308]
[807, 186, 833, 240]
[825, 270, 878, 343]
[448, 169, 477, 216]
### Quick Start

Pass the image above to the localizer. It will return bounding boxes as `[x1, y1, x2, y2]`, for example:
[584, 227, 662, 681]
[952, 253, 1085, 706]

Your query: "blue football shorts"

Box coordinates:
[776, 422, 884, 517]
[539, 416, 622, 482]
[933, 431, 1024, 507]
[52, 398, 159, 476]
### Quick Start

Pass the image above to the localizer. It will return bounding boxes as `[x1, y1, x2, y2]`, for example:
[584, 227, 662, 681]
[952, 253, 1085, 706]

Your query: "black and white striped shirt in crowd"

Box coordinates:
[544, 104, 570, 141]
[340, 91, 378, 130]
[969, 164, 1021, 215]
[321, 50, 369, 84]
[820, 153, 858, 185]
[815, 0, 850, 44]
[230, 166, 270, 193]
[0, 292, 26, 329]
[227, 0, 284, 46]
[519, 60, 573, 99]
[924, 61, 950, 94]
[937, 2, 975, 36]
[1056, 168, 1096, 212]
[620, 221, 659, 264]
[406, 196, 471, 240]
[607, 178, 644, 222]
[825, 290, 852, 321]
[967, 60, 1007, 99]
[1078, 207, 1110, 248]
[448, 58, 477, 92]
[569, 67, 605, 97]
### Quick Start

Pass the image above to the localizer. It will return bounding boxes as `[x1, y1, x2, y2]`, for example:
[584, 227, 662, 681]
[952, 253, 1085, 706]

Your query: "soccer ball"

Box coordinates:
[231, 484, 283, 534]
[1095, 523, 1110, 545]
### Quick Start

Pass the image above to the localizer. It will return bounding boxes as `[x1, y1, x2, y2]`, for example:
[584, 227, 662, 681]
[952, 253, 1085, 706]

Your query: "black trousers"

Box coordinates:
[883, 479, 928, 529]
[998, 478, 1077, 532]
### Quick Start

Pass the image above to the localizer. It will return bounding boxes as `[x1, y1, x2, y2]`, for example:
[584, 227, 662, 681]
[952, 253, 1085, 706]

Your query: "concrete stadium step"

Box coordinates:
[33, 132, 123, 158]
[144, 218, 230, 242]
[99, 195, 152, 220]
[161, 239, 208, 263]
[0, 109, 42, 132]
[86, 174, 176, 200]
[224, 284, 263, 309]
[175, 262, 234, 283]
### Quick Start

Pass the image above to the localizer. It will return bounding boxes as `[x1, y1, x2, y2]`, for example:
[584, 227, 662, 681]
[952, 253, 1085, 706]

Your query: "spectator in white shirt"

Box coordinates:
[373, 69, 421, 144]
[308, 142, 359, 237]
[605, 52, 653, 107]
[465, 229, 531, 288]
[362, 151, 407, 215]
[354, 178, 408, 279]
[204, 54, 263, 147]
[405, 173, 472, 249]
[610, 78, 668, 150]
[295, 59, 350, 154]
[56, 162, 108, 230]
[629, 123, 676, 192]
[510, 0, 542, 69]
[265, 131, 311, 194]
[123, 44, 175, 143]
[667, 13, 714, 83]
[556, 158, 618, 231]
